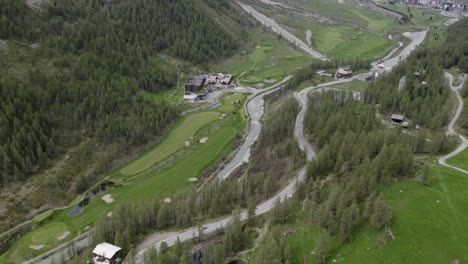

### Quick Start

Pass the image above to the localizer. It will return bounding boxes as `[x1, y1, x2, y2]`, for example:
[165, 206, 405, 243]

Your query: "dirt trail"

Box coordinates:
[438, 72, 468, 175]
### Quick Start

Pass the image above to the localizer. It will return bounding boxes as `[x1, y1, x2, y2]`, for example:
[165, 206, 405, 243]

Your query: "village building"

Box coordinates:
[93, 242, 122, 264]
[336, 65, 353, 79]
[184, 75, 207, 99]
[391, 114, 405, 123]
[221, 74, 233, 85]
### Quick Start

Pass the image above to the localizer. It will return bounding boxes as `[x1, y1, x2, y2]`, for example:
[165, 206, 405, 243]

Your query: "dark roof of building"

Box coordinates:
[186, 76, 206, 87]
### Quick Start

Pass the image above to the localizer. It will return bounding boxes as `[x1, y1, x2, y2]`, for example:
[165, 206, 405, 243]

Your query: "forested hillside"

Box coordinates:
[365, 18, 468, 129]
[0, 0, 246, 231]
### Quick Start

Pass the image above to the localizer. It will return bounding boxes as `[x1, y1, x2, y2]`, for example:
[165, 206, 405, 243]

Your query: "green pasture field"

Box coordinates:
[1, 93, 248, 263]
[283, 0, 444, 32]
[215, 28, 311, 86]
[447, 149, 468, 172]
[273, 14, 398, 60]
[282, 163, 468, 263]
[120, 111, 220, 176]
[382, 3, 447, 28]
[284, 0, 398, 32]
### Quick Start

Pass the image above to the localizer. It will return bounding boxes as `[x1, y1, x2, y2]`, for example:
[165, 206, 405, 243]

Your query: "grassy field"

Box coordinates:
[283, 0, 399, 33]
[382, 3, 448, 28]
[1, 93, 248, 263]
[447, 149, 468, 172]
[272, 13, 398, 60]
[283, 0, 445, 32]
[214, 28, 311, 86]
[120, 112, 220, 176]
[284, 163, 468, 263]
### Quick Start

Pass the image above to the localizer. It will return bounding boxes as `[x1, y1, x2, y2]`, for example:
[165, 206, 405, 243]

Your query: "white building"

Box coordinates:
[93, 242, 122, 264]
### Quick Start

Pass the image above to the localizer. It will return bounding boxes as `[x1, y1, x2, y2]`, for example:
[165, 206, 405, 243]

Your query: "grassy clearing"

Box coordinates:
[214, 28, 311, 86]
[285, 0, 398, 32]
[120, 112, 220, 176]
[284, 163, 468, 263]
[425, 26, 448, 48]
[1, 94, 248, 263]
[447, 149, 468, 172]
[382, 3, 447, 28]
[273, 14, 398, 60]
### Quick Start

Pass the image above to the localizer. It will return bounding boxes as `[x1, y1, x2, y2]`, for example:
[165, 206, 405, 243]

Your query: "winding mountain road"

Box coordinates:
[438, 72, 468, 174]
[18, 12, 430, 264]
[372, 30, 427, 72]
[217, 77, 291, 180]
[134, 75, 367, 263]
[133, 26, 428, 262]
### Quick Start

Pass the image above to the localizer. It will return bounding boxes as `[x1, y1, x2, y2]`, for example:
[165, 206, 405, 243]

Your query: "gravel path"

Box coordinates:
[438, 72, 468, 175]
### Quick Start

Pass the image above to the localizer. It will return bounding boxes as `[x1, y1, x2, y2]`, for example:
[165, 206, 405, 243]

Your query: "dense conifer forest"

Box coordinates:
[0, 0, 247, 233]
[365, 18, 468, 129]
[0, 0, 243, 185]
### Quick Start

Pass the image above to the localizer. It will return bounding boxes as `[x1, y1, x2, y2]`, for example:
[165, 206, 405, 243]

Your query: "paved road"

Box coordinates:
[217, 77, 291, 180]
[237, 1, 329, 61]
[372, 30, 427, 72]
[381, 34, 404, 62]
[439, 72, 468, 175]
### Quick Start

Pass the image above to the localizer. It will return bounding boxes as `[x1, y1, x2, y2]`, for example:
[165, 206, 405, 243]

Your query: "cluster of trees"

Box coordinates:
[142, 240, 192, 264]
[461, 81, 468, 136]
[244, 97, 304, 201]
[433, 18, 468, 72]
[253, 228, 292, 264]
[299, 91, 438, 260]
[365, 18, 468, 129]
[93, 178, 244, 253]
[0, 0, 40, 39]
[365, 63, 450, 129]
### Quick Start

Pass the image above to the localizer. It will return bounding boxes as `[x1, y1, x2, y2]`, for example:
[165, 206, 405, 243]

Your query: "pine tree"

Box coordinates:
[314, 231, 331, 264]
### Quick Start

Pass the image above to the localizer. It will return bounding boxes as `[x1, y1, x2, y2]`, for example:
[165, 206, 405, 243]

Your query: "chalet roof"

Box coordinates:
[391, 114, 404, 121]
[93, 243, 121, 259]
[186, 76, 206, 87]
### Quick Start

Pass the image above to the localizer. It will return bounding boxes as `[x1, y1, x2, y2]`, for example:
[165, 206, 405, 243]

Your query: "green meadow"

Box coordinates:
[272, 13, 398, 61]
[283, 163, 468, 263]
[120, 112, 220, 176]
[215, 28, 312, 86]
[1, 93, 248, 263]
[447, 149, 468, 172]
[382, 3, 448, 28]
